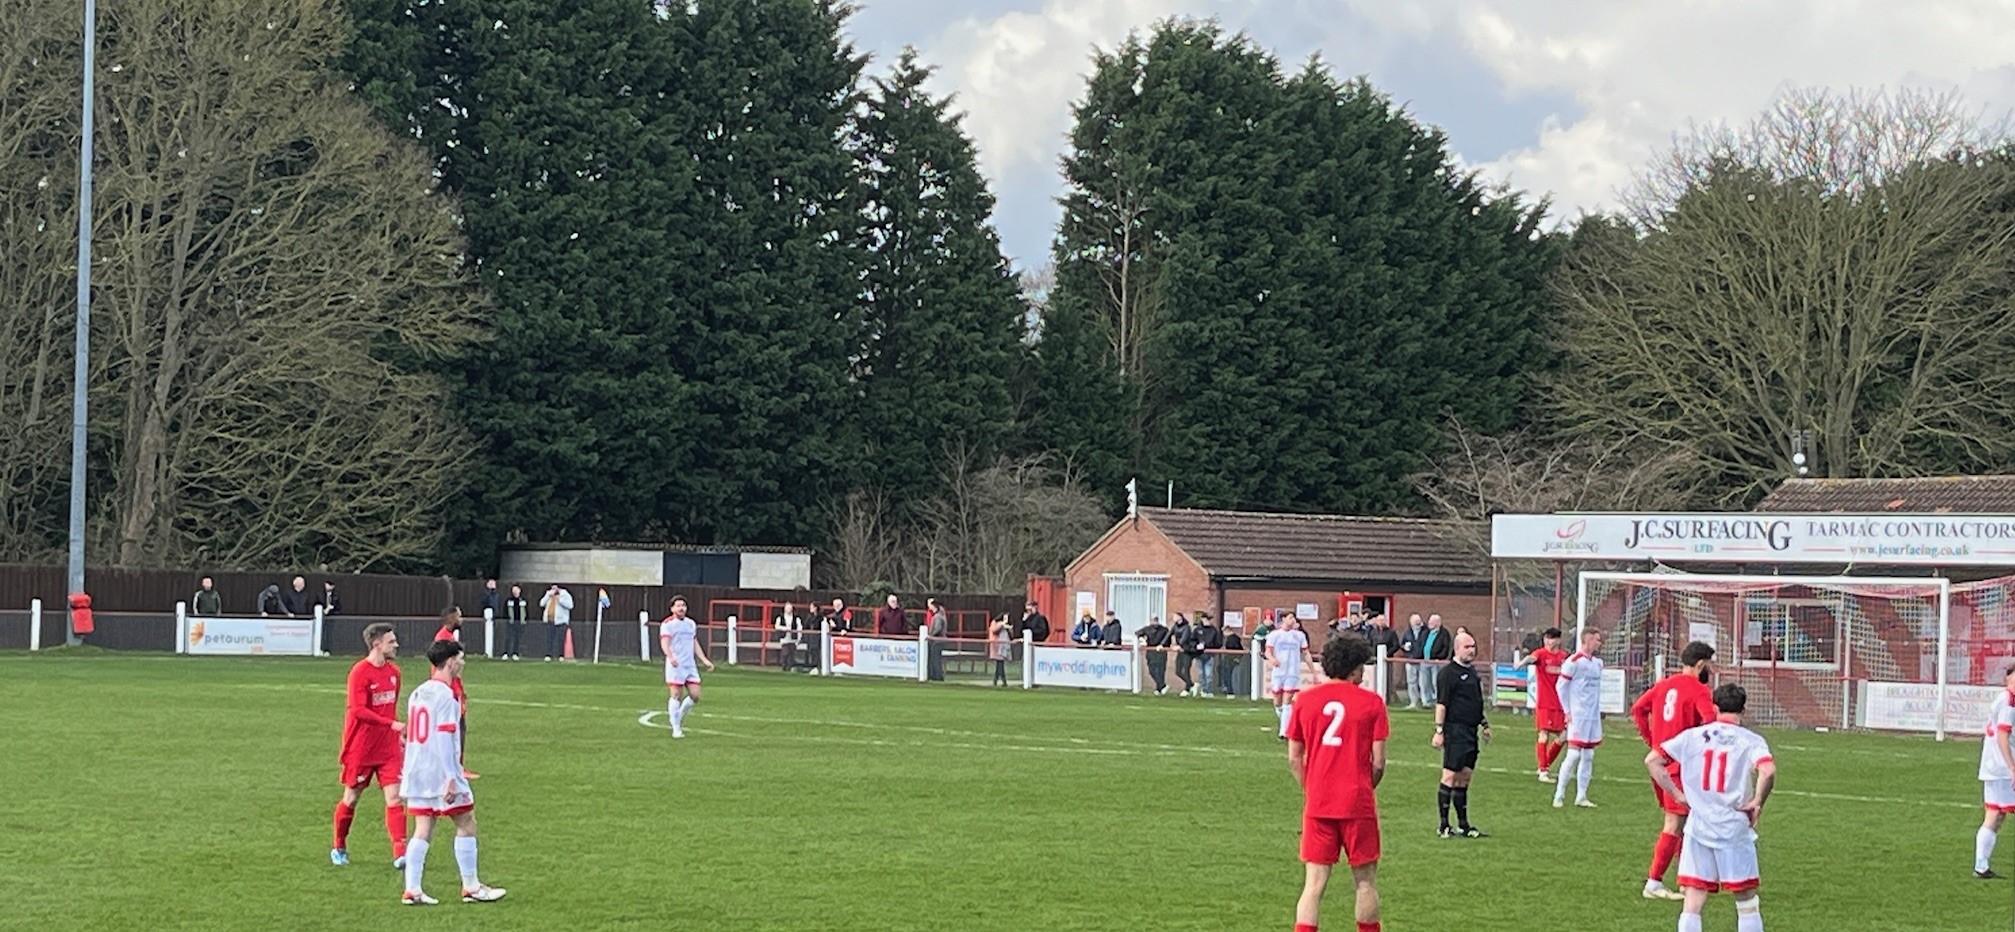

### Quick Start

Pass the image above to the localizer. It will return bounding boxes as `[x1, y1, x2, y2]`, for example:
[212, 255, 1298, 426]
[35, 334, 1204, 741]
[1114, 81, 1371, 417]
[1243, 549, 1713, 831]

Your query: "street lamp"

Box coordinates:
[1790, 431, 1813, 478]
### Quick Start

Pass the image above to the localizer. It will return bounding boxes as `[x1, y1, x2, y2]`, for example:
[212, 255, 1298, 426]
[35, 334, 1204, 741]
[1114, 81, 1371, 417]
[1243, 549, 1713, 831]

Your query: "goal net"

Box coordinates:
[1572, 571, 2015, 737]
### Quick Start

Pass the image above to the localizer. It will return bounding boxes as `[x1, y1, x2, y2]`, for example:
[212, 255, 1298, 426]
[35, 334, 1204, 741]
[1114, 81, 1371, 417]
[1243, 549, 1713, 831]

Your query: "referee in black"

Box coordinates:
[1432, 630, 1491, 838]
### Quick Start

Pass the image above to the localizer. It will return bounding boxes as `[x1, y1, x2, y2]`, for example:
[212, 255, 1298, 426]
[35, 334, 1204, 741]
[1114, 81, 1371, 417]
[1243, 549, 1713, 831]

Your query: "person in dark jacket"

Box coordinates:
[191, 577, 223, 617]
[1171, 613, 1198, 694]
[1218, 626, 1245, 696]
[1194, 613, 1223, 696]
[320, 580, 342, 616]
[480, 578, 500, 622]
[875, 594, 909, 636]
[256, 584, 284, 617]
[1070, 612, 1098, 646]
[1018, 602, 1049, 643]
[278, 576, 311, 617]
[1098, 611, 1123, 648]
[1417, 613, 1454, 707]
[501, 584, 529, 660]
[827, 598, 854, 636]
[1137, 616, 1172, 694]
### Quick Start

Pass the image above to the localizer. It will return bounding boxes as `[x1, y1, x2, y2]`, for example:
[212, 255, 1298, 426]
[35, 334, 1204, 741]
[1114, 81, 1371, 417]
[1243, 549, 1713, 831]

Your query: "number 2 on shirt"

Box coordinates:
[1321, 701, 1347, 747]
[1700, 748, 1730, 792]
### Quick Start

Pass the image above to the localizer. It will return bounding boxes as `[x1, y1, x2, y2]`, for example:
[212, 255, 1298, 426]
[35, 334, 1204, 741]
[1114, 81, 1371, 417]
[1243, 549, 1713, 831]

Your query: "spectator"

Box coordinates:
[320, 580, 342, 616]
[256, 584, 284, 617]
[1399, 613, 1430, 709]
[1252, 612, 1275, 641]
[875, 594, 908, 637]
[1099, 611, 1123, 647]
[1070, 611, 1098, 646]
[501, 584, 528, 661]
[480, 579, 500, 623]
[1195, 612, 1223, 696]
[1137, 615, 1171, 694]
[191, 577, 223, 617]
[1018, 601, 1050, 643]
[775, 602, 806, 673]
[828, 598, 854, 636]
[540, 584, 574, 661]
[1364, 613, 1402, 700]
[988, 614, 1012, 687]
[279, 575, 311, 617]
[1418, 613, 1454, 706]
[1173, 613, 1201, 696]
[925, 598, 948, 681]
[1219, 624, 1245, 696]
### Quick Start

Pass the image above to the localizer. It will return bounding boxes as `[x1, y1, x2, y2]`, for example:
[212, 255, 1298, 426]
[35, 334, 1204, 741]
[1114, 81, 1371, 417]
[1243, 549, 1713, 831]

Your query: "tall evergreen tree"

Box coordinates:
[853, 49, 1026, 506]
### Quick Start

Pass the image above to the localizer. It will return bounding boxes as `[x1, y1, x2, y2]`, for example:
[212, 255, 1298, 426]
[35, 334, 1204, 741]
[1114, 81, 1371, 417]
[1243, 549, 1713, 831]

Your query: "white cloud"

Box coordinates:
[1436, 1, 2015, 219]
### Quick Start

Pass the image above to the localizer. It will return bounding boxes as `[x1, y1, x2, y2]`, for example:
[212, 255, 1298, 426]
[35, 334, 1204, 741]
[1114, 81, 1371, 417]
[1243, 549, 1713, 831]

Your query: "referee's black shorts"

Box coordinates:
[1442, 725, 1480, 772]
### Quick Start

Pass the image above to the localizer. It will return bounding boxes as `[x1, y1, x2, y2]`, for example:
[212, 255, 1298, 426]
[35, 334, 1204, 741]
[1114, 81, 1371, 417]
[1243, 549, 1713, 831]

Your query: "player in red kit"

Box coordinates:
[1631, 640, 1719, 900]
[1516, 627, 1569, 782]
[434, 607, 477, 780]
[1285, 632, 1388, 932]
[332, 623, 409, 868]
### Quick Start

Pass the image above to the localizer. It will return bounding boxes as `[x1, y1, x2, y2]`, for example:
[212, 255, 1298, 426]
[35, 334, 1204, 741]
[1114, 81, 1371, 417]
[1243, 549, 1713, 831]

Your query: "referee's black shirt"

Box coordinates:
[1436, 660, 1487, 729]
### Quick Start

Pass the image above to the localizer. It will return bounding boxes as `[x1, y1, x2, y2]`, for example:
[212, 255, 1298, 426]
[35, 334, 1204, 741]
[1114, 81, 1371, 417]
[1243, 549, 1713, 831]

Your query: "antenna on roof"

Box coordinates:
[1126, 478, 1139, 519]
[1167, 480, 1174, 509]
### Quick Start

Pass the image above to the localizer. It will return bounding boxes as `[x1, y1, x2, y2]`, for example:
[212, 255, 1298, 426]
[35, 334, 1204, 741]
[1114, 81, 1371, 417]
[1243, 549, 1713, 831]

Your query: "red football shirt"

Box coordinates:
[1531, 647, 1567, 712]
[1285, 681, 1391, 819]
[339, 658, 402, 765]
[1633, 672, 1717, 749]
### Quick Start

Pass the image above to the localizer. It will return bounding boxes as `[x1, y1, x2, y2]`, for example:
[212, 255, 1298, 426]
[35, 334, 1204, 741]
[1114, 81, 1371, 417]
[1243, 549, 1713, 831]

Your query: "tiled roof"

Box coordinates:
[1756, 476, 2015, 514]
[1136, 507, 1490, 587]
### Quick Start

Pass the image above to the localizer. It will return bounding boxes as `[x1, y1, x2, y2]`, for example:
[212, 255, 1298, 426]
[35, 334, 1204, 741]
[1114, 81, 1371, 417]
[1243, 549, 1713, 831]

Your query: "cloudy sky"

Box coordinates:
[843, 0, 2015, 268]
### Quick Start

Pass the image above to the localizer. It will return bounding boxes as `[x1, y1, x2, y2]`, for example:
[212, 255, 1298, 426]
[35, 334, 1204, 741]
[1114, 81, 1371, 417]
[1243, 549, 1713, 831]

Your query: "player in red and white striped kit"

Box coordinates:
[399, 638, 505, 906]
[1646, 683, 1776, 932]
[1973, 662, 2015, 879]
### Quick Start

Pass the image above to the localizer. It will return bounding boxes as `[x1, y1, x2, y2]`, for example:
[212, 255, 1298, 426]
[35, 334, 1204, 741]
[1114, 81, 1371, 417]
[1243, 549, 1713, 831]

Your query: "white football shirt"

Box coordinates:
[1660, 719, 1773, 848]
[1980, 691, 2015, 781]
[401, 679, 465, 800]
[661, 616, 698, 666]
[1557, 651, 1605, 721]
[1271, 629, 1308, 669]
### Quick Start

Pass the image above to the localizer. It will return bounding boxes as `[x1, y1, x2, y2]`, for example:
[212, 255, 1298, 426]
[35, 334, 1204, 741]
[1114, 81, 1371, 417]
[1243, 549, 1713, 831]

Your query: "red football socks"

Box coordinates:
[1650, 830, 1683, 880]
[1535, 740, 1549, 769]
[333, 802, 355, 849]
[386, 804, 409, 855]
[1359, 923, 1381, 932]
[1294, 924, 1318, 932]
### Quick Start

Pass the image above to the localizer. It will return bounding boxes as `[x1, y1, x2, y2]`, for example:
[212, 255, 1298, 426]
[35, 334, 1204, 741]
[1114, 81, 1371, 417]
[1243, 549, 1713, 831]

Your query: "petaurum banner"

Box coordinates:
[1492, 513, 2015, 566]
[185, 618, 316, 655]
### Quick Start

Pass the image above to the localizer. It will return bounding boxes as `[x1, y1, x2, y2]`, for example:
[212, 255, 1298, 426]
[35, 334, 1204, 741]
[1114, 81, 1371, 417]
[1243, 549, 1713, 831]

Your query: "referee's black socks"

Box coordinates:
[1436, 784, 1452, 829]
[1452, 786, 1471, 829]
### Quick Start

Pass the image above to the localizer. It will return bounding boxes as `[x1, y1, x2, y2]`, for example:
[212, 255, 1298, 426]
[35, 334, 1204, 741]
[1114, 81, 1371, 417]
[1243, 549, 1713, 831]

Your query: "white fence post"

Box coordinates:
[638, 611, 651, 661]
[483, 607, 496, 659]
[312, 605, 325, 657]
[592, 601, 605, 665]
[1935, 577, 1953, 741]
[728, 617, 740, 666]
[1375, 644, 1389, 698]
[1021, 630, 1036, 689]
[1132, 637, 1145, 694]
[1249, 636, 1262, 701]
[28, 598, 41, 652]
[175, 601, 188, 655]
[917, 626, 928, 682]
[820, 619, 833, 676]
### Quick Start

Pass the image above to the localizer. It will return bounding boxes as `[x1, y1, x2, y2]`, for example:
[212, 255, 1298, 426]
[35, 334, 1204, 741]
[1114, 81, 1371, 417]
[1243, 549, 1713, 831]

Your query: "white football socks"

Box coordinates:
[1735, 895, 1763, 932]
[1276, 705, 1289, 735]
[668, 696, 679, 726]
[404, 836, 430, 894]
[1676, 912, 1702, 932]
[1554, 749, 1581, 804]
[454, 835, 480, 889]
[679, 696, 695, 725]
[1978, 826, 1998, 873]
[1576, 749, 1594, 802]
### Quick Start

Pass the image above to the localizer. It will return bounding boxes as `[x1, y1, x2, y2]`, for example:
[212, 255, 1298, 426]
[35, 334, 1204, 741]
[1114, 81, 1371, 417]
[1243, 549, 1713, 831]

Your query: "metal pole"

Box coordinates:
[65, 0, 98, 646]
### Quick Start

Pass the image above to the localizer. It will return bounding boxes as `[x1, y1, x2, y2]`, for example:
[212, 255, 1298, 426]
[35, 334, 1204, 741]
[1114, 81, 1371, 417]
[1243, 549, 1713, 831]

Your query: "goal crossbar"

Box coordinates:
[1574, 571, 1957, 738]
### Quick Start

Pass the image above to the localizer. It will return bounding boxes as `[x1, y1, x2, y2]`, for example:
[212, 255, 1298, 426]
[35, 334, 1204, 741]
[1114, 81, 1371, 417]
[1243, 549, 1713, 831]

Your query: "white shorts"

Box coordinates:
[1271, 666, 1302, 696]
[1986, 779, 2015, 813]
[665, 660, 700, 686]
[1565, 713, 1603, 748]
[407, 780, 475, 818]
[1676, 832, 1759, 894]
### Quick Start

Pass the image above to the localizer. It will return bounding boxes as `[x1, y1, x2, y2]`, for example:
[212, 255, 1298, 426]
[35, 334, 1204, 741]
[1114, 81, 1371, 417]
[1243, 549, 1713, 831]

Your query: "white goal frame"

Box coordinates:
[1575, 571, 1955, 738]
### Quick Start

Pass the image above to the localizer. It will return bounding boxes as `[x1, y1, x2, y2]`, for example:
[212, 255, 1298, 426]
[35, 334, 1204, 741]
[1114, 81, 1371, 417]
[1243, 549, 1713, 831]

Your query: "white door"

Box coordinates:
[1106, 574, 1168, 639]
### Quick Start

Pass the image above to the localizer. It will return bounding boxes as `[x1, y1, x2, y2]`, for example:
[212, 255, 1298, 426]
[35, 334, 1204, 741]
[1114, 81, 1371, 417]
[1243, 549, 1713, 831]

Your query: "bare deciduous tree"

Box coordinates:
[1553, 86, 2015, 504]
[0, 0, 483, 570]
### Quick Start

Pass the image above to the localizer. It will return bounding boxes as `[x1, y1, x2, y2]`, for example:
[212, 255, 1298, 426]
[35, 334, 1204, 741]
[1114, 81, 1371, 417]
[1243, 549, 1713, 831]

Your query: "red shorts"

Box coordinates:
[1653, 761, 1689, 815]
[1300, 814, 1380, 868]
[1534, 707, 1566, 733]
[340, 758, 402, 789]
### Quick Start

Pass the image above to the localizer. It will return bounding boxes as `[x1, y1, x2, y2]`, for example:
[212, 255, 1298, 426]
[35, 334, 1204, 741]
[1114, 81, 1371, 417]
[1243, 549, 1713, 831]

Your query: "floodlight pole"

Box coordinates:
[65, 0, 98, 645]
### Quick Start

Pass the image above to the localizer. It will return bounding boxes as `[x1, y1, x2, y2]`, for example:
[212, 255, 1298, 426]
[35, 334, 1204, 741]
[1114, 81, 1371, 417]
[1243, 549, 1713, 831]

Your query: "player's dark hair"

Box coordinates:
[1713, 683, 1747, 714]
[1543, 627, 1562, 640]
[439, 605, 461, 626]
[362, 623, 394, 647]
[2005, 661, 2015, 678]
[670, 595, 688, 609]
[1320, 632, 1373, 680]
[1681, 641, 1717, 668]
[427, 638, 463, 668]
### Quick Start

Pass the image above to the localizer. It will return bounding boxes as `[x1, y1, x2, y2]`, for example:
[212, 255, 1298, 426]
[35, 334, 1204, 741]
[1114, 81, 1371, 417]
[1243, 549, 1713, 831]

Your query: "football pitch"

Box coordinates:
[2, 652, 2010, 931]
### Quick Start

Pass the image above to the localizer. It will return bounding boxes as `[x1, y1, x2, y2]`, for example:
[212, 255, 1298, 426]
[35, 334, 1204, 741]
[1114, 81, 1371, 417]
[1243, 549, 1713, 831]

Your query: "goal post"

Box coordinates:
[1573, 571, 1959, 738]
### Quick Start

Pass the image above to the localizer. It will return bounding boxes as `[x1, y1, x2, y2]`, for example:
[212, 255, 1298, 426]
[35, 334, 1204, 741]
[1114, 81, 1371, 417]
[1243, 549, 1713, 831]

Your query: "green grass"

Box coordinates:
[0, 652, 2008, 930]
